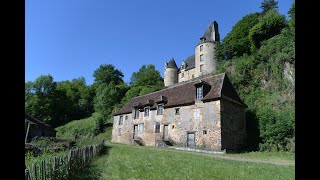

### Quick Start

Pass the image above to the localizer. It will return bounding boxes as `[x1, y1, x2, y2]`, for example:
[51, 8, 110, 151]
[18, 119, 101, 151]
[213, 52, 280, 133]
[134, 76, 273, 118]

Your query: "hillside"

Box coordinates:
[215, 3, 295, 151]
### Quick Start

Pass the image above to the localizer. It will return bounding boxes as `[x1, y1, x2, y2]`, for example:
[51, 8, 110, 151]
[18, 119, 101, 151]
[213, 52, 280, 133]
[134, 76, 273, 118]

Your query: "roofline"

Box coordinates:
[130, 73, 226, 100]
[195, 41, 218, 48]
[221, 95, 248, 108]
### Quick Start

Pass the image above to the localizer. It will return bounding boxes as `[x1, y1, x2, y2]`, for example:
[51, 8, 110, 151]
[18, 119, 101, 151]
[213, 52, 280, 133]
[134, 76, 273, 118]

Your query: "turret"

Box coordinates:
[164, 58, 178, 87]
[194, 21, 220, 77]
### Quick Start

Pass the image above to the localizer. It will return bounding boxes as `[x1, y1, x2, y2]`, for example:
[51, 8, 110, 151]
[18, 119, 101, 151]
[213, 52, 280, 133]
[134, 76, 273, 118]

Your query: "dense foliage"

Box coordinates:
[26, 63, 163, 132]
[249, 10, 287, 51]
[260, 0, 278, 15]
[216, 1, 295, 152]
[215, 13, 260, 60]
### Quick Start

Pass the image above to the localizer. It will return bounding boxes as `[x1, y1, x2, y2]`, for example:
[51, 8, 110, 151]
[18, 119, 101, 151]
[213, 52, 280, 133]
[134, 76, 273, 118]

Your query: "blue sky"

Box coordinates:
[26, 0, 293, 85]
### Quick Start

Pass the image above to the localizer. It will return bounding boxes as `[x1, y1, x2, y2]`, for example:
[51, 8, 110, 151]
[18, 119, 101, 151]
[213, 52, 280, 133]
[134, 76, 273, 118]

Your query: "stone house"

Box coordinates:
[112, 21, 247, 151]
[25, 113, 57, 143]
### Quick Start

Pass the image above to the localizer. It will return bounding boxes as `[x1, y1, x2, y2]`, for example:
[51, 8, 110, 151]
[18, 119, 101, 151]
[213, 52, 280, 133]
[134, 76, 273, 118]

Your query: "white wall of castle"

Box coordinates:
[195, 42, 217, 77]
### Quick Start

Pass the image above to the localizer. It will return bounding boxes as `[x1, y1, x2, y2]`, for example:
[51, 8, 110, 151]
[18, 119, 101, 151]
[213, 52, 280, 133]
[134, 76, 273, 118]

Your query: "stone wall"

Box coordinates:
[220, 98, 246, 151]
[195, 42, 217, 77]
[112, 100, 223, 150]
[178, 68, 195, 83]
[164, 68, 178, 87]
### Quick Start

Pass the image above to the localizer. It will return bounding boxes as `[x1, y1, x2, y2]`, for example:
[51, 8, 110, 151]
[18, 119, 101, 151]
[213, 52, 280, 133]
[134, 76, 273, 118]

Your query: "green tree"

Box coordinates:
[25, 75, 68, 127]
[121, 64, 164, 105]
[288, 1, 295, 28]
[215, 13, 260, 60]
[260, 0, 278, 15]
[130, 64, 164, 87]
[94, 82, 128, 124]
[249, 10, 287, 52]
[57, 77, 95, 120]
[93, 64, 124, 85]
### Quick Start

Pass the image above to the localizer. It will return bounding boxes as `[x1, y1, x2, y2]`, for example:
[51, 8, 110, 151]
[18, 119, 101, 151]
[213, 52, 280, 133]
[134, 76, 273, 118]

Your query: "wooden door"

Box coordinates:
[187, 133, 195, 147]
[163, 125, 169, 140]
[134, 125, 138, 136]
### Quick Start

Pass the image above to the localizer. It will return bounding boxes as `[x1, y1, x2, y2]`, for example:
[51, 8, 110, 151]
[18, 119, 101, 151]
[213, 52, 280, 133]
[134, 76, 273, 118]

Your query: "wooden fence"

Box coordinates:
[25, 139, 105, 180]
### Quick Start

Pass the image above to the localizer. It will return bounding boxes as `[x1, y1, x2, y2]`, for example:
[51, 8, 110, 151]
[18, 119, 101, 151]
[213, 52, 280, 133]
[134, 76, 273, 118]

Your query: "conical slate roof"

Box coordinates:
[167, 58, 178, 69]
[201, 21, 220, 42]
[184, 54, 195, 70]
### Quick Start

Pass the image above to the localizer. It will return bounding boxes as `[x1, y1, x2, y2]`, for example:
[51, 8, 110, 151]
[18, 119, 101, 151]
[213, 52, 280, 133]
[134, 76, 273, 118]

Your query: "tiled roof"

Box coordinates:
[166, 58, 178, 69]
[201, 21, 220, 42]
[25, 113, 56, 131]
[114, 73, 246, 115]
[184, 54, 195, 71]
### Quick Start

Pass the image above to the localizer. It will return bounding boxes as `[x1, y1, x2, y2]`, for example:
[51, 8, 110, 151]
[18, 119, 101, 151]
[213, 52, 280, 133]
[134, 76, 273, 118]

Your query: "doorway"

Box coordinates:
[163, 125, 169, 140]
[187, 132, 195, 147]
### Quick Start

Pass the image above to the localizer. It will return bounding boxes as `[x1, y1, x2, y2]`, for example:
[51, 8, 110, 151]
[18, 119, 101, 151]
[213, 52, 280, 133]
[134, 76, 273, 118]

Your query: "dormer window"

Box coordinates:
[144, 106, 150, 117]
[132, 108, 139, 119]
[196, 86, 203, 100]
[157, 104, 164, 115]
[118, 116, 123, 125]
[194, 80, 211, 100]
[181, 62, 186, 69]
[200, 37, 206, 43]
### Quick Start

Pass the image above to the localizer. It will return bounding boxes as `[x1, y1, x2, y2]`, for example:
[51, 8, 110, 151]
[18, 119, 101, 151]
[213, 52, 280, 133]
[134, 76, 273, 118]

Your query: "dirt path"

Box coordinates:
[210, 155, 295, 166]
[166, 147, 295, 166]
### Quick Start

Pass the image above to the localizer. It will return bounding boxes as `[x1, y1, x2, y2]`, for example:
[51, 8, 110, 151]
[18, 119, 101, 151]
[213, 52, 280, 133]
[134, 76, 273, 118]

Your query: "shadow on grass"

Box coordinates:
[74, 145, 112, 180]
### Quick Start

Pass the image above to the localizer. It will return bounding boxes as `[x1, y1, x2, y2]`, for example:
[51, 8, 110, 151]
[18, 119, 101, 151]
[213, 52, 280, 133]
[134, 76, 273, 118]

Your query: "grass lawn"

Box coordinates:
[81, 143, 295, 180]
[221, 151, 295, 162]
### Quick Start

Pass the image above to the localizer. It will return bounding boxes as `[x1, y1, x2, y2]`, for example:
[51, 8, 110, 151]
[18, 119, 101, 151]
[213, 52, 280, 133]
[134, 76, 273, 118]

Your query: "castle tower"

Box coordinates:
[194, 21, 220, 78]
[164, 58, 178, 87]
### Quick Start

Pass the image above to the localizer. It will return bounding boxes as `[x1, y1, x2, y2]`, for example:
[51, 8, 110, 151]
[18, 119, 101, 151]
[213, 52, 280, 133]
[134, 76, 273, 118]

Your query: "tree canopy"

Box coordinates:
[260, 0, 278, 15]
[215, 13, 260, 60]
[93, 64, 124, 85]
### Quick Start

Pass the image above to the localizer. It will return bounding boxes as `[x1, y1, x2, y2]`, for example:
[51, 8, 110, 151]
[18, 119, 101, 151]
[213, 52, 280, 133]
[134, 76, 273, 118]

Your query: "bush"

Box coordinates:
[249, 10, 287, 51]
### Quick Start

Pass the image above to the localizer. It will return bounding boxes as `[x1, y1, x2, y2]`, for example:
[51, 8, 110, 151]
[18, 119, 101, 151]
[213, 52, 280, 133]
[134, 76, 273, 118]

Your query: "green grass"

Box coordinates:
[55, 112, 113, 147]
[55, 113, 98, 139]
[223, 151, 295, 162]
[82, 143, 295, 180]
[74, 126, 113, 147]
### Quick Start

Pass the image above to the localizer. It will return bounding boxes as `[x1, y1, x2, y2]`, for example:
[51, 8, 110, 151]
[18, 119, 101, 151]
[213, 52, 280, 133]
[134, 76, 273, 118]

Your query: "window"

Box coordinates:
[132, 109, 139, 119]
[200, 54, 204, 61]
[157, 104, 163, 115]
[202, 130, 207, 135]
[200, 64, 204, 72]
[181, 72, 184, 78]
[118, 128, 122, 136]
[175, 108, 180, 115]
[196, 86, 203, 100]
[138, 123, 144, 134]
[172, 125, 175, 129]
[194, 109, 200, 119]
[144, 106, 150, 117]
[192, 74, 194, 78]
[125, 116, 128, 120]
[118, 116, 123, 125]
[155, 122, 160, 133]
[200, 45, 203, 52]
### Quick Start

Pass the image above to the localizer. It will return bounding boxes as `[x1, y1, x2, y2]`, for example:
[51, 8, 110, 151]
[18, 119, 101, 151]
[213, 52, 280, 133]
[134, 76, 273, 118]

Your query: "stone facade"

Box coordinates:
[194, 42, 217, 77]
[220, 98, 246, 151]
[178, 68, 195, 83]
[112, 100, 222, 150]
